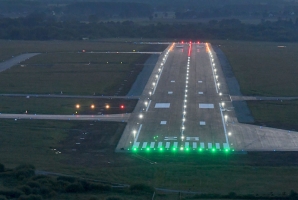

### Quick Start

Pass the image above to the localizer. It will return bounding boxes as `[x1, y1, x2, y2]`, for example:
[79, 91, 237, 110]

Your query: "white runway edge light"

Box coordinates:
[135, 43, 175, 147]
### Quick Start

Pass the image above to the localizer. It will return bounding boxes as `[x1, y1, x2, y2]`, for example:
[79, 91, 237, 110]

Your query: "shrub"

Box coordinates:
[0, 195, 6, 200]
[19, 185, 32, 195]
[0, 189, 22, 198]
[105, 196, 123, 200]
[89, 183, 111, 192]
[26, 181, 40, 189]
[0, 164, 4, 172]
[57, 176, 76, 183]
[14, 164, 35, 180]
[18, 194, 43, 200]
[65, 183, 84, 193]
[129, 183, 154, 194]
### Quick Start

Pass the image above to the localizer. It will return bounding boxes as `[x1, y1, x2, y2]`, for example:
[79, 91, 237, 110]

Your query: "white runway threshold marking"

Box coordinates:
[134, 124, 143, 143]
[199, 104, 214, 109]
[155, 103, 170, 108]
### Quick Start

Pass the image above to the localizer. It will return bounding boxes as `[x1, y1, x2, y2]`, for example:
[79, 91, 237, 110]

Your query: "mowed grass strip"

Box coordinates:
[0, 97, 137, 114]
[0, 53, 150, 95]
[1, 120, 298, 195]
[218, 41, 298, 96]
[0, 120, 125, 171]
[247, 100, 298, 131]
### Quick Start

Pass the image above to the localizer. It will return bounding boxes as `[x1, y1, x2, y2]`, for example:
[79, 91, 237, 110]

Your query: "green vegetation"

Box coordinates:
[0, 164, 154, 200]
[0, 53, 143, 95]
[217, 40, 298, 130]
[218, 40, 298, 96]
[0, 42, 167, 95]
[0, 97, 137, 115]
[0, 40, 166, 61]
[1, 120, 298, 196]
[247, 100, 298, 131]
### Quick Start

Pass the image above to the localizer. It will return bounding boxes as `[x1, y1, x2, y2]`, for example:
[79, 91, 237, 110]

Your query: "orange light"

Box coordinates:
[76, 104, 80, 109]
[106, 105, 110, 109]
[91, 104, 95, 109]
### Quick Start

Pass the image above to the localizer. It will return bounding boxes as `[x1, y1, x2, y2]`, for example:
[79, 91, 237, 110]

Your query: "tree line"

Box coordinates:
[1, 14, 298, 42]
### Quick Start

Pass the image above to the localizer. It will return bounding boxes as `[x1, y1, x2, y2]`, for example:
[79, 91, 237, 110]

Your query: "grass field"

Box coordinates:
[247, 100, 298, 131]
[0, 97, 137, 114]
[0, 40, 167, 61]
[216, 40, 298, 96]
[0, 53, 153, 95]
[2, 119, 298, 197]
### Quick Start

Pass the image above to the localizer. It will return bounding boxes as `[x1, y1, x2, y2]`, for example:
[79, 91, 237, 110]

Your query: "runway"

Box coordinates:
[117, 42, 230, 152]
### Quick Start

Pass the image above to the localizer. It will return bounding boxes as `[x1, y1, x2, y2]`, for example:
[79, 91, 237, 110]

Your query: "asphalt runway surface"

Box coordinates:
[117, 43, 231, 152]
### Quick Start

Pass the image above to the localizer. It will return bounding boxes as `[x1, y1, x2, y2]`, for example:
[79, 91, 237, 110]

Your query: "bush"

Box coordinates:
[26, 181, 41, 189]
[89, 183, 111, 192]
[57, 176, 76, 183]
[18, 194, 43, 200]
[105, 196, 123, 200]
[65, 183, 84, 193]
[0, 195, 6, 200]
[0, 189, 22, 198]
[129, 183, 154, 194]
[19, 185, 32, 195]
[0, 164, 4, 172]
[14, 164, 35, 180]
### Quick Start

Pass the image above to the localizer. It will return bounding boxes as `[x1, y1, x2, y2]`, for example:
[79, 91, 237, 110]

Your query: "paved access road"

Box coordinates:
[0, 113, 130, 122]
[0, 53, 40, 72]
[117, 42, 231, 152]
